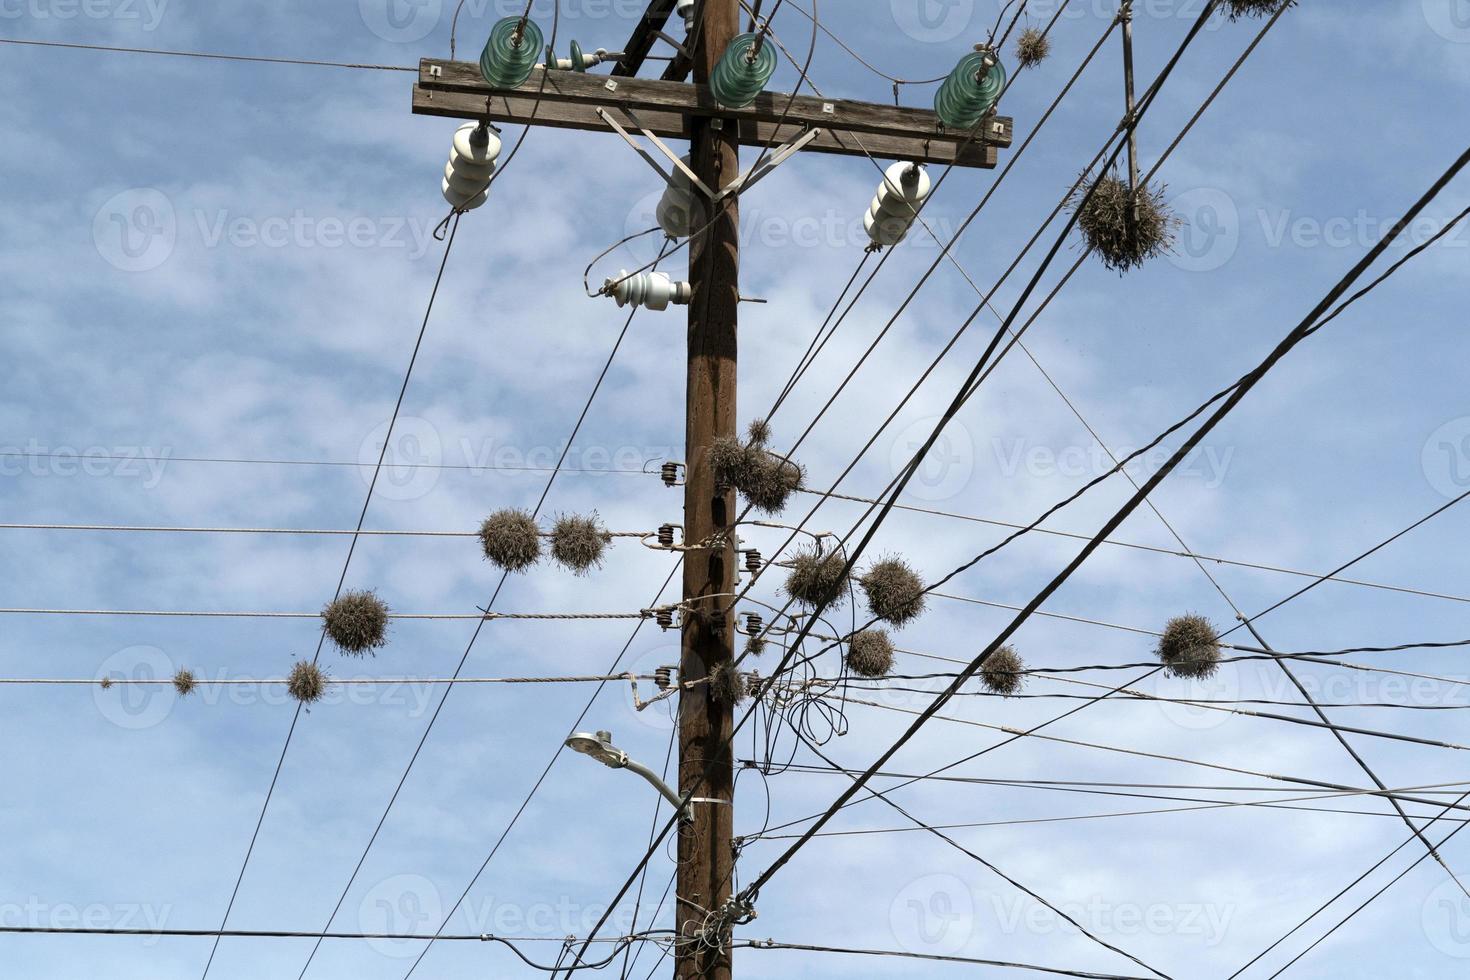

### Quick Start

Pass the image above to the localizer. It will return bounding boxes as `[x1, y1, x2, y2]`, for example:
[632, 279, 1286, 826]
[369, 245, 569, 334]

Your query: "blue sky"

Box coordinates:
[3, 1, 1470, 977]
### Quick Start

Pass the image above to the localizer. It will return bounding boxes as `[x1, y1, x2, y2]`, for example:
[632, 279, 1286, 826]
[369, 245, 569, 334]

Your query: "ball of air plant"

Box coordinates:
[746, 417, 772, 446]
[1157, 613, 1221, 679]
[708, 435, 752, 489]
[1223, 0, 1294, 20]
[172, 668, 197, 697]
[741, 448, 804, 515]
[1069, 170, 1180, 274]
[287, 660, 327, 705]
[980, 645, 1025, 696]
[1015, 26, 1050, 68]
[322, 590, 390, 656]
[783, 546, 849, 610]
[846, 629, 895, 679]
[549, 513, 612, 575]
[99, 676, 114, 691]
[744, 633, 767, 657]
[859, 557, 927, 627]
[478, 508, 542, 573]
[709, 661, 749, 704]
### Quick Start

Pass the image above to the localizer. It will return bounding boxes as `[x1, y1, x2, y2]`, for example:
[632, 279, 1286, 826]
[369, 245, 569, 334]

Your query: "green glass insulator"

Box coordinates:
[934, 50, 1007, 131]
[709, 32, 778, 109]
[480, 15, 544, 89]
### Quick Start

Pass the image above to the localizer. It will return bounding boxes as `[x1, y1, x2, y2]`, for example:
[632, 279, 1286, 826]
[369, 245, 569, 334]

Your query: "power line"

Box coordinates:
[739, 939, 1156, 979]
[198, 208, 464, 980]
[0, 36, 414, 70]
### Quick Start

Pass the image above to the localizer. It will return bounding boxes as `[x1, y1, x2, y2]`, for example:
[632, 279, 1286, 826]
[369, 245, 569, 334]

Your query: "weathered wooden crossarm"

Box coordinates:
[414, 58, 1011, 170]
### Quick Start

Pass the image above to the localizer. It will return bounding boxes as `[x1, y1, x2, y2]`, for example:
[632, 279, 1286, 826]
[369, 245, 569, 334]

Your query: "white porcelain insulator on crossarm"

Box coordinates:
[864, 161, 932, 247]
[442, 122, 502, 212]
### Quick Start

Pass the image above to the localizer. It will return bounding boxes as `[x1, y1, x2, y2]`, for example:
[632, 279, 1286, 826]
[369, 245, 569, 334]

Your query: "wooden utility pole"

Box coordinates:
[676, 1, 739, 975]
[409, 10, 1016, 975]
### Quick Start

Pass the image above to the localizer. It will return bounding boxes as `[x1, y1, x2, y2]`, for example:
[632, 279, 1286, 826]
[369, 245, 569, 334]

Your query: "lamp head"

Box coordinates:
[565, 730, 627, 768]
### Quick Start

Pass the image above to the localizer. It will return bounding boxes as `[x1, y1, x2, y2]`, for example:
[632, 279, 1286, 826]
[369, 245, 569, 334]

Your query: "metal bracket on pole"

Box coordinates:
[595, 105, 718, 198]
[715, 126, 823, 200]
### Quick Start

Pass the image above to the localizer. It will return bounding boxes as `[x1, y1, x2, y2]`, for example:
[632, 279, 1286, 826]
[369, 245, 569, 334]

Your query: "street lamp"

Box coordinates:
[564, 730, 688, 817]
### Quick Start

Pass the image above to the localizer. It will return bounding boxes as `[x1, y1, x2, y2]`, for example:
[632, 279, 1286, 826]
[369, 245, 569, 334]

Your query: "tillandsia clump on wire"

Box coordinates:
[708, 421, 804, 516]
[1223, 0, 1295, 21]
[287, 660, 327, 705]
[1015, 26, 1050, 68]
[322, 589, 390, 656]
[1070, 169, 1180, 274]
[708, 661, 749, 704]
[1157, 613, 1222, 679]
[980, 644, 1026, 696]
[783, 545, 849, 611]
[549, 512, 613, 576]
[859, 556, 927, 627]
[172, 668, 197, 697]
[846, 629, 895, 679]
[479, 507, 542, 573]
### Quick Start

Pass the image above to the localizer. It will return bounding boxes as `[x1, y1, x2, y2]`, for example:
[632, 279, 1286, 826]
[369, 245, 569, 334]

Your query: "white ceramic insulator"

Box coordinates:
[865, 162, 932, 247]
[443, 123, 502, 211]
[606, 270, 692, 311]
[676, 0, 696, 33]
[655, 155, 700, 238]
[442, 177, 488, 211]
[452, 122, 502, 165]
[657, 185, 700, 238]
